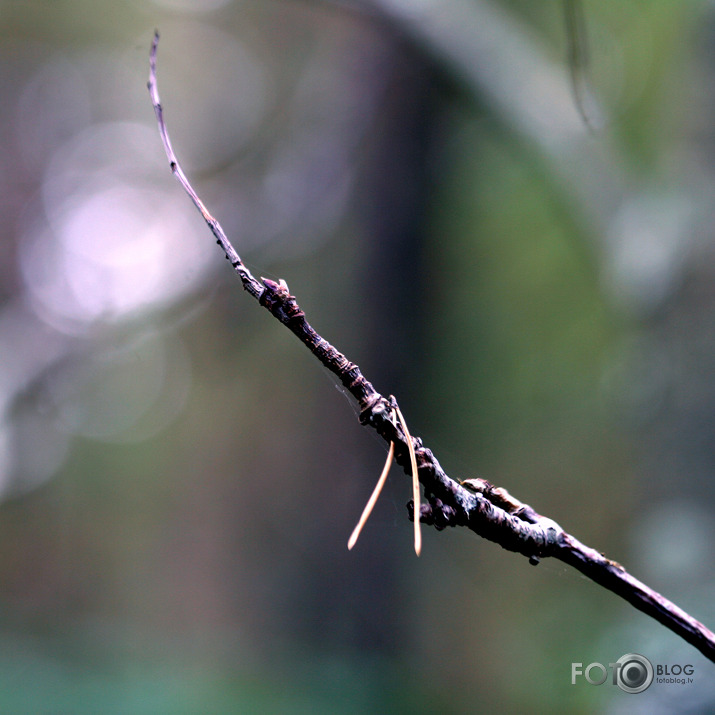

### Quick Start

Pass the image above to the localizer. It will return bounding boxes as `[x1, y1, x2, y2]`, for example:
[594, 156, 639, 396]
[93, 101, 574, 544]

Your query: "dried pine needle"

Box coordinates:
[347, 438, 395, 551]
[395, 405, 421, 556]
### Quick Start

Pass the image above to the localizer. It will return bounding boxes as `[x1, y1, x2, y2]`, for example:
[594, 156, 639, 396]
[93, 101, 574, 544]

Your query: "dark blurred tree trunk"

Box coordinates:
[284, 32, 443, 656]
[358, 38, 441, 402]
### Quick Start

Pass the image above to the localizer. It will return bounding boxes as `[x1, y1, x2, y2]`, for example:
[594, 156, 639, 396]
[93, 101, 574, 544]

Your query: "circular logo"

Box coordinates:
[615, 653, 654, 693]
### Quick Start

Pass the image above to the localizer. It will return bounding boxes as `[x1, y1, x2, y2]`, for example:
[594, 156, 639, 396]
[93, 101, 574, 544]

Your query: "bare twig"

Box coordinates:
[148, 31, 715, 663]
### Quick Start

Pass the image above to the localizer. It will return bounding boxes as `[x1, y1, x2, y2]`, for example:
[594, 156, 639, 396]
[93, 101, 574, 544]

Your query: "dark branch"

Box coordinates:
[148, 31, 715, 663]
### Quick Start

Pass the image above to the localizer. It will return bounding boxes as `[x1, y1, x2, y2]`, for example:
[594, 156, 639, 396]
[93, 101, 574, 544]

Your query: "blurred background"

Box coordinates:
[1, 0, 714, 712]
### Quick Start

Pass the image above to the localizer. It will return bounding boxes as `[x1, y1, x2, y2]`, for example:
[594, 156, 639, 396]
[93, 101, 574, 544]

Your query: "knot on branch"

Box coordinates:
[259, 277, 304, 325]
[409, 497, 458, 531]
[463, 493, 564, 560]
[358, 394, 390, 426]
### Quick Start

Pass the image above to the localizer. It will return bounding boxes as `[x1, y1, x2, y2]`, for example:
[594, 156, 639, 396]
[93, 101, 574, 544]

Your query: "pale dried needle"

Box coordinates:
[395, 405, 421, 556]
[347, 438, 396, 551]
